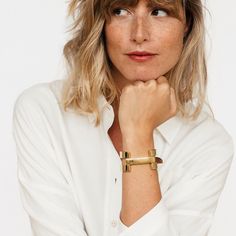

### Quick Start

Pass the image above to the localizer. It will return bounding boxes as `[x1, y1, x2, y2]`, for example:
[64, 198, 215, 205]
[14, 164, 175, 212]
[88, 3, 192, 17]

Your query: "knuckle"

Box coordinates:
[122, 85, 132, 93]
[159, 83, 169, 91]
[134, 81, 144, 87]
[146, 79, 157, 87]
[157, 76, 168, 84]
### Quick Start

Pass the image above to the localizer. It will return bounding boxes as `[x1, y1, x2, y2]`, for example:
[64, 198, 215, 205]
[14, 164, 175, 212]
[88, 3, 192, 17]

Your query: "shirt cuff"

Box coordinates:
[117, 198, 169, 236]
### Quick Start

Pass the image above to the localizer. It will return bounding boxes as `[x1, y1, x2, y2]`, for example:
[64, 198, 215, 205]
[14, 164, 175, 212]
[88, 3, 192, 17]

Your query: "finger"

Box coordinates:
[133, 80, 144, 86]
[156, 76, 168, 84]
[145, 79, 157, 86]
[156, 76, 170, 95]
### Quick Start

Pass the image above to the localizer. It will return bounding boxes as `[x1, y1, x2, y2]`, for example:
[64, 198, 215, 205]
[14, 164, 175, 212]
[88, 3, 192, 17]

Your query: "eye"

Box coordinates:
[151, 8, 168, 17]
[112, 8, 129, 16]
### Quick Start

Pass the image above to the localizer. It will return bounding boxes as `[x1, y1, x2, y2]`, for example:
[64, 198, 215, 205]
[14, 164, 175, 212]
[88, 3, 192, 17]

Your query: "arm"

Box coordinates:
[12, 91, 88, 236]
[118, 134, 234, 236]
[116, 78, 234, 236]
[117, 77, 177, 231]
[120, 132, 161, 226]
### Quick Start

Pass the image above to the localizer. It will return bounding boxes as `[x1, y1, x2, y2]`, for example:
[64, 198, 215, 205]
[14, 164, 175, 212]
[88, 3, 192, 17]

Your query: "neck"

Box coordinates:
[109, 67, 135, 128]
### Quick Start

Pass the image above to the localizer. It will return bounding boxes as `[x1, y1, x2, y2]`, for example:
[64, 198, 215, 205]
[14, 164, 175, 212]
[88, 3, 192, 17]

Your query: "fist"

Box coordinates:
[118, 76, 178, 137]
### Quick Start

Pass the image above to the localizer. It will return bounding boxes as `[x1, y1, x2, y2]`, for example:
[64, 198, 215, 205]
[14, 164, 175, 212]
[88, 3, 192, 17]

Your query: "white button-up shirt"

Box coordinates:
[12, 79, 234, 236]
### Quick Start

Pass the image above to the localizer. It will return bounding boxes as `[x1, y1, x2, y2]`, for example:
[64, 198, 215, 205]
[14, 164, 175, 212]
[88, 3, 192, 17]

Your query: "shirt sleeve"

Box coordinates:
[117, 136, 234, 236]
[12, 90, 88, 236]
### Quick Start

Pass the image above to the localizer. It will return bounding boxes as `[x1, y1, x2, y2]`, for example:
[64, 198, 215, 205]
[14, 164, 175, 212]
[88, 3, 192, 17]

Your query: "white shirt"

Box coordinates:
[12, 79, 234, 236]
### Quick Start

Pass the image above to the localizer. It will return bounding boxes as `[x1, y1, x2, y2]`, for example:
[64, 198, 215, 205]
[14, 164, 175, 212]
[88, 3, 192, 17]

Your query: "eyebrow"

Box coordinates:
[104, 0, 182, 20]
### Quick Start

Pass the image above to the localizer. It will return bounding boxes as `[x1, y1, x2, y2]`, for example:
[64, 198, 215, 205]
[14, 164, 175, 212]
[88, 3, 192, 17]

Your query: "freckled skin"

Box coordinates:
[104, 1, 188, 226]
[104, 0, 187, 90]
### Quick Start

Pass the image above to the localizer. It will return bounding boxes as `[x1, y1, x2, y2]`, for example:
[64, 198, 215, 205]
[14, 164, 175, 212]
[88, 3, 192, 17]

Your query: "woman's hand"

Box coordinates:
[118, 76, 178, 139]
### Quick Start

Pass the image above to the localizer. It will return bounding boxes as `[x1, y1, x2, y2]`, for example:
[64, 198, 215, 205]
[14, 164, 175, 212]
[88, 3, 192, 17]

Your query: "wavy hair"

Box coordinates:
[61, 0, 214, 126]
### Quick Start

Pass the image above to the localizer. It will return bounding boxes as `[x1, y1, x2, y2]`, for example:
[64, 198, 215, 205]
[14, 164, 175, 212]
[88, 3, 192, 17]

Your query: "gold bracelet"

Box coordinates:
[119, 149, 163, 173]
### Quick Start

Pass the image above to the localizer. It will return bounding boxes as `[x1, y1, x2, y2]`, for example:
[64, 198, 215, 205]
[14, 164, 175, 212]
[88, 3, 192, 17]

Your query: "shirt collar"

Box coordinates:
[88, 94, 184, 145]
[155, 114, 183, 144]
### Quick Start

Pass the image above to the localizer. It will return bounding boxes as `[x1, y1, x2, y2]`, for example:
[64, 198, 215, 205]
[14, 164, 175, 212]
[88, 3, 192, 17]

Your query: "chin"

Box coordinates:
[124, 71, 162, 82]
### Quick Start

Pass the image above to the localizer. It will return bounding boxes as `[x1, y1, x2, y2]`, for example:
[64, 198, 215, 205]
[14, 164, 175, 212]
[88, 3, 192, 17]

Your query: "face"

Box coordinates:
[104, 0, 187, 90]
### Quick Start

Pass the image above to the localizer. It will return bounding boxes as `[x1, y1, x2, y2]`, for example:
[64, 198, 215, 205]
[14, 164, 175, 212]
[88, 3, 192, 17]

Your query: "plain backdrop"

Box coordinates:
[0, 0, 235, 235]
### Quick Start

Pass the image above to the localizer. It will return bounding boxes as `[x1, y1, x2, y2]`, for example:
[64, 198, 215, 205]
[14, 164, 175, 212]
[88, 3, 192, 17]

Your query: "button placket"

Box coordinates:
[105, 128, 123, 234]
[110, 175, 119, 228]
[110, 161, 122, 232]
[111, 219, 117, 227]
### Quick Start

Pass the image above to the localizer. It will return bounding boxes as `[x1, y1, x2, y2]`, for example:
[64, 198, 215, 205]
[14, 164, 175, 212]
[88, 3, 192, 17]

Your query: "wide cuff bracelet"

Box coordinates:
[119, 149, 163, 172]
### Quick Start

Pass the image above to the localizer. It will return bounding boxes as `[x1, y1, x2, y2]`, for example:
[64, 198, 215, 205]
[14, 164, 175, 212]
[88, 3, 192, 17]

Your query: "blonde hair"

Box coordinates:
[61, 0, 214, 126]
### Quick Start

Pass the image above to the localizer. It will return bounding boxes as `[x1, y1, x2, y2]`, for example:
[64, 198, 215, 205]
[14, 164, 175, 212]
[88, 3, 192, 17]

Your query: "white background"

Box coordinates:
[0, 0, 235, 235]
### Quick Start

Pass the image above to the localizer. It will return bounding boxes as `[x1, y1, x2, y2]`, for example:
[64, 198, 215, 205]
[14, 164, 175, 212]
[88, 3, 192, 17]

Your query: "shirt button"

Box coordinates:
[111, 219, 117, 227]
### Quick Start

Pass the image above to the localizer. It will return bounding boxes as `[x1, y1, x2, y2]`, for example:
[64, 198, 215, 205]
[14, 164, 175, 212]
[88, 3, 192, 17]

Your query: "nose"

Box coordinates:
[130, 17, 150, 44]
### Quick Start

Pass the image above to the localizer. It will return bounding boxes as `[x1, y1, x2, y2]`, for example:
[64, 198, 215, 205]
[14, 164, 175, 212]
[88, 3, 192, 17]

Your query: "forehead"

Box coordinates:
[103, 0, 180, 7]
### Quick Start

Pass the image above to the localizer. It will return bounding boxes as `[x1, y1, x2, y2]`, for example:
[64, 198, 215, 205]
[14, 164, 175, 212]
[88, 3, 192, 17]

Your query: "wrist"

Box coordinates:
[121, 128, 153, 140]
[122, 132, 154, 157]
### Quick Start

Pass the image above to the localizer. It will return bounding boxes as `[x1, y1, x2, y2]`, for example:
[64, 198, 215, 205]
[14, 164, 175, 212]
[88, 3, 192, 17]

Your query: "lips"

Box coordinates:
[126, 51, 157, 62]
[127, 51, 156, 56]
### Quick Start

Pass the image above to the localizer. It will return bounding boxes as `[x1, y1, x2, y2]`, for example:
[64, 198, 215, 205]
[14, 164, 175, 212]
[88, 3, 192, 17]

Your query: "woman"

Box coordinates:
[12, 0, 234, 235]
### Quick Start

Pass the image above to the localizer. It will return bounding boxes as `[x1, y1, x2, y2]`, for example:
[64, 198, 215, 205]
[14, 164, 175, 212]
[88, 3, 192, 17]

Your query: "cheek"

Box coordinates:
[104, 24, 123, 54]
[158, 24, 185, 56]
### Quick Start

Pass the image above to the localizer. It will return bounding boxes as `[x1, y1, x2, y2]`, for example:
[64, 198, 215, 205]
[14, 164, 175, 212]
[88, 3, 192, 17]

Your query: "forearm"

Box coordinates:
[120, 133, 162, 226]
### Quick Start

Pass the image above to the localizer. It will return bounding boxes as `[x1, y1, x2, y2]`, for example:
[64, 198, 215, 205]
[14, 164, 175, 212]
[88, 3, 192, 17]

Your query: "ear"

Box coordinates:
[184, 24, 189, 34]
[183, 25, 188, 39]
